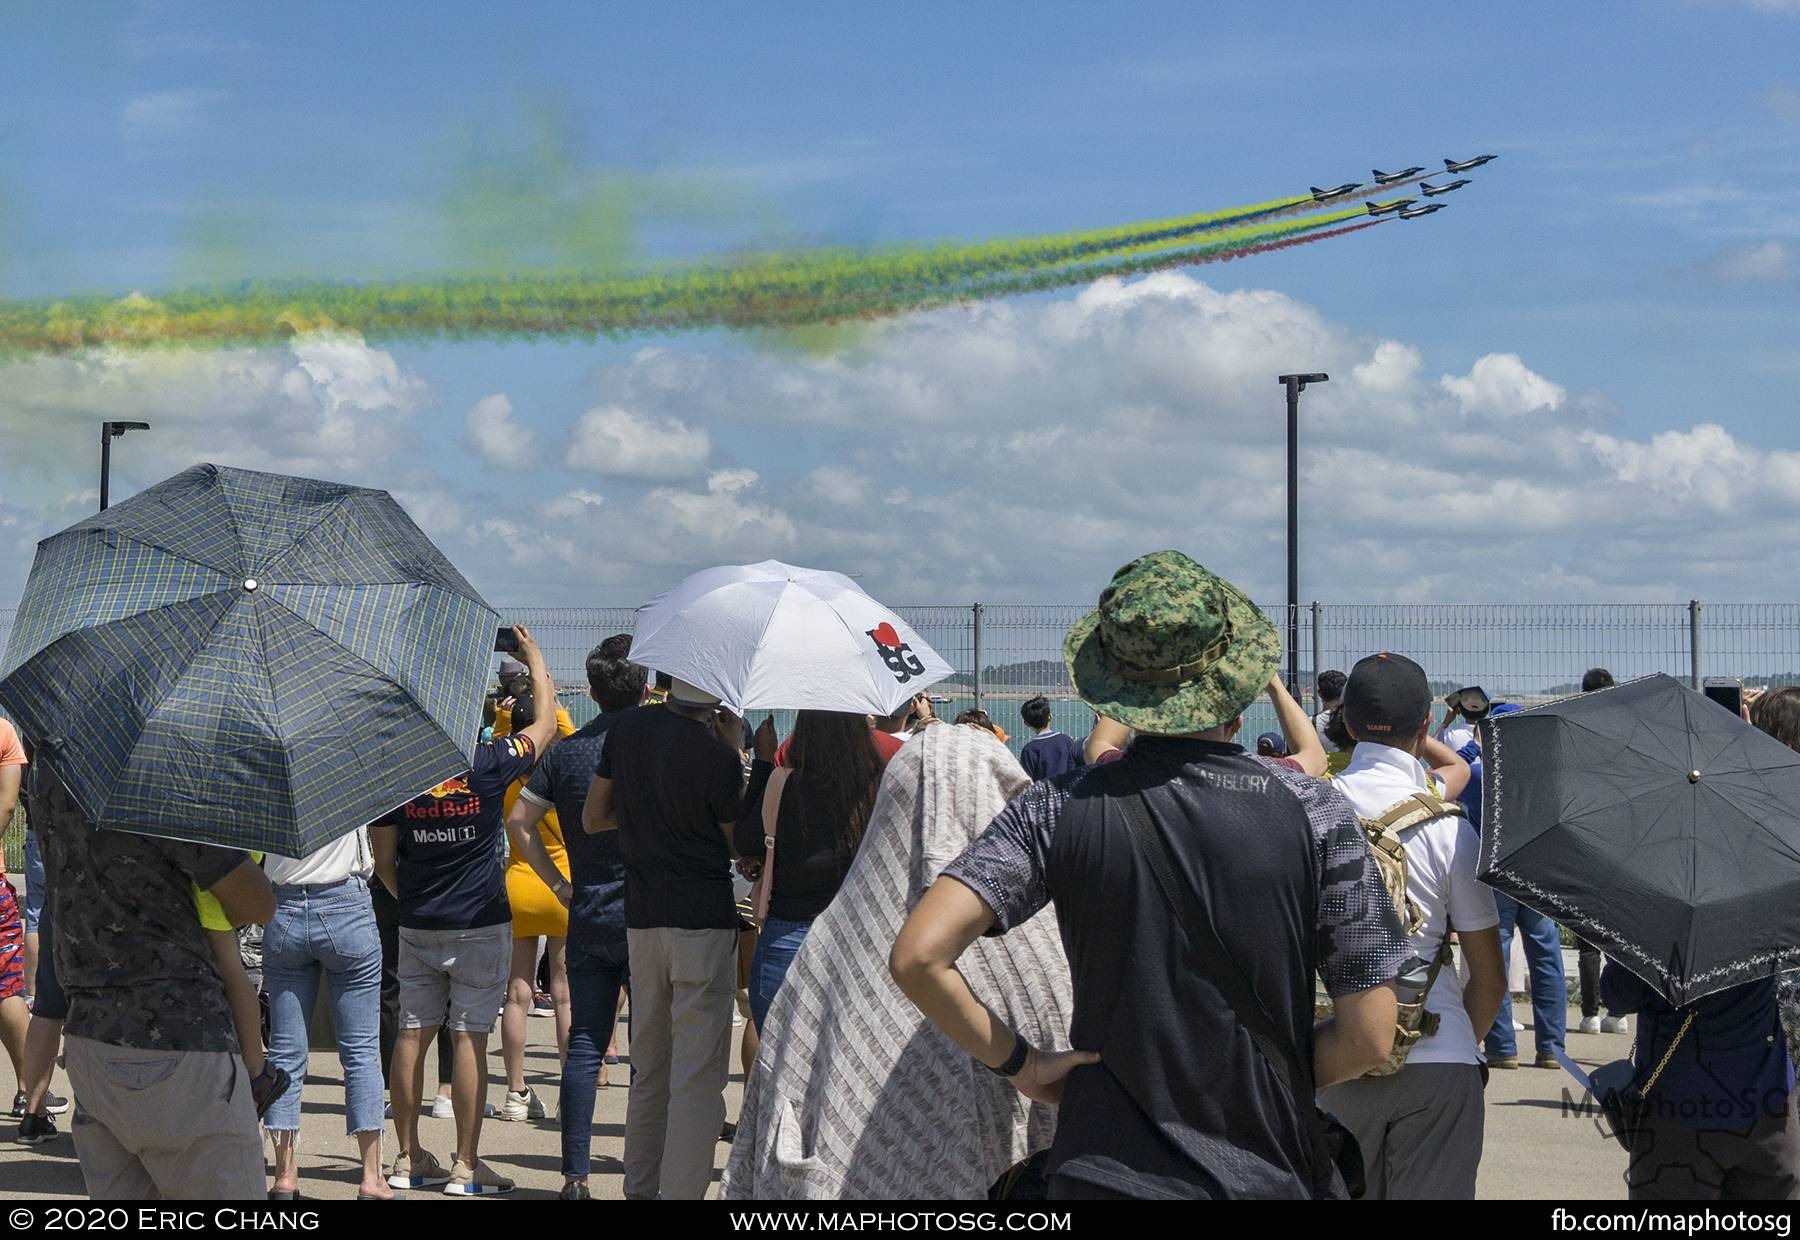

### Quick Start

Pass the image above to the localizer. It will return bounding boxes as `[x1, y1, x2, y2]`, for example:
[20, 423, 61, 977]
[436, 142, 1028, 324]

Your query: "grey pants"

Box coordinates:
[1319, 1061, 1485, 1199]
[64, 1035, 265, 1200]
[623, 926, 737, 1200]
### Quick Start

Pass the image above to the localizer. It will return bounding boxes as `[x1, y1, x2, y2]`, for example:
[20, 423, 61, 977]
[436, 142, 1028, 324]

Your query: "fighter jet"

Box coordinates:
[1420, 179, 1470, 197]
[1397, 203, 1445, 219]
[1372, 166, 1425, 184]
[1444, 154, 1497, 172]
[1365, 198, 1416, 217]
[1310, 182, 1361, 202]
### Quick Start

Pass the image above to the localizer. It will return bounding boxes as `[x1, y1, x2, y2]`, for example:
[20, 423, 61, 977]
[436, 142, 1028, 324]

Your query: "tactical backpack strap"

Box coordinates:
[1369, 792, 1467, 835]
[1359, 793, 1467, 939]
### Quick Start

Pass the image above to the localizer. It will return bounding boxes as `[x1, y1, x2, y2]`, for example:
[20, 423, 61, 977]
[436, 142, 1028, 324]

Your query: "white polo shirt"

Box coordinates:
[1334, 742, 1499, 1067]
[265, 827, 373, 887]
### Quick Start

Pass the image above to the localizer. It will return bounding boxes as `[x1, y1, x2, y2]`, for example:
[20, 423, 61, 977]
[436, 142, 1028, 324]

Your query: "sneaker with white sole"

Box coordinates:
[388, 1149, 452, 1190]
[1601, 1015, 1630, 1034]
[1578, 1015, 1603, 1035]
[431, 1095, 497, 1120]
[445, 1158, 514, 1196]
[501, 1087, 545, 1122]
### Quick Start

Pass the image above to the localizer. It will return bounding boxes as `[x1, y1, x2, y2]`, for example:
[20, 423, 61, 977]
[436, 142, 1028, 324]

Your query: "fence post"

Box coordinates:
[1311, 601, 1323, 717]
[972, 603, 985, 712]
[1689, 599, 1702, 689]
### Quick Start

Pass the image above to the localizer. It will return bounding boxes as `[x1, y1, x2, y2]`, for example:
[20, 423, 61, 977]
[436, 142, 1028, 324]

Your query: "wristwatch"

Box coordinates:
[984, 1032, 1031, 1078]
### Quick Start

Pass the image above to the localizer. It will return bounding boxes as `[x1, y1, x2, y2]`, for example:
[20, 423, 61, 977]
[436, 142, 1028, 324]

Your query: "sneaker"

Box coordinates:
[559, 1181, 592, 1201]
[530, 992, 554, 1017]
[719, 1120, 736, 1143]
[1535, 1050, 1561, 1069]
[16, 1112, 60, 1145]
[12, 1091, 69, 1117]
[251, 1065, 293, 1119]
[1602, 1015, 1630, 1034]
[383, 1101, 393, 1119]
[387, 1149, 452, 1190]
[445, 1158, 514, 1196]
[1487, 1054, 1519, 1070]
[1579, 1015, 1603, 1035]
[501, 1087, 545, 1122]
[430, 1095, 498, 1119]
[1511, 1020, 1524, 1032]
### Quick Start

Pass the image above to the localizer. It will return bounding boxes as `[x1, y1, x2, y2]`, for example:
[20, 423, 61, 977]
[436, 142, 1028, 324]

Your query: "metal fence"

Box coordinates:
[6, 598, 1800, 869]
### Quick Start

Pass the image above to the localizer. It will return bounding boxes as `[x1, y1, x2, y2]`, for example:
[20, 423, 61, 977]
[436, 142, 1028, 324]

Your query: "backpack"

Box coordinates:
[1317, 791, 1469, 1079]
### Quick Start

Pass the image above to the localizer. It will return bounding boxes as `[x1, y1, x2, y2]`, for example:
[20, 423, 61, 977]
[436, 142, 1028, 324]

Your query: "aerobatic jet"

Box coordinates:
[1420, 179, 1470, 197]
[1397, 203, 1445, 219]
[1371, 166, 1425, 184]
[1444, 154, 1497, 172]
[1365, 198, 1416, 217]
[1310, 182, 1361, 202]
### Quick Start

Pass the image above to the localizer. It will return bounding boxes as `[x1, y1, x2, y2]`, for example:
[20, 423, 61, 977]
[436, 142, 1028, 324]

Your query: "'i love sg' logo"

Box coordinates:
[868, 622, 927, 684]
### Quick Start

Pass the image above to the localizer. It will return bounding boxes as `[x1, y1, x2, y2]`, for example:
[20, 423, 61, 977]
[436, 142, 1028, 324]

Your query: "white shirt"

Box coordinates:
[265, 827, 373, 887]
[1315, 707, 1341, 752]
[1437, 722, 1475, 752]
[1333, 743, 1499, 1067]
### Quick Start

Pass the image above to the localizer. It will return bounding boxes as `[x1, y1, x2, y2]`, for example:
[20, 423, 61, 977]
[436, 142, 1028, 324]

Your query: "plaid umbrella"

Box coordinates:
[0, 463, 498, 856]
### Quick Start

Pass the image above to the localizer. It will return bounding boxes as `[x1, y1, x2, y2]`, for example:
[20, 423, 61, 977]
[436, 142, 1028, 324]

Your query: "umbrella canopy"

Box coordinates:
[1479, 672, 1800, 1005]
[0, 463, 499, 856]
[627, 560, 953, 716]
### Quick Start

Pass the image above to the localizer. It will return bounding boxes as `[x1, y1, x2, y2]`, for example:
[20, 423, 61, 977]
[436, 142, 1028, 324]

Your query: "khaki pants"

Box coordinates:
[623, 927, 737, 1199]
[64, 1035, 265, 1200]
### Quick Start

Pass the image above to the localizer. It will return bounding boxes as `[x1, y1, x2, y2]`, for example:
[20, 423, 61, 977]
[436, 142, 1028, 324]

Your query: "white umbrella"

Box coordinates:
[627, 560, 954, 715]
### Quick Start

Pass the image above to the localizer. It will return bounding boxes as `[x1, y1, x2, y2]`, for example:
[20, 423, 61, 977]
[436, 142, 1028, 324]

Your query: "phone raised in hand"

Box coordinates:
[1703, 677, 1743, 717]
[494, 626, 520, 654]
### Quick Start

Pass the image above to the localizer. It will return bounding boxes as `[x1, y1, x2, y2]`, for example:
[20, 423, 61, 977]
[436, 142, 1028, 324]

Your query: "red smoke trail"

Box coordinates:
[1141, 218, 1386, 274]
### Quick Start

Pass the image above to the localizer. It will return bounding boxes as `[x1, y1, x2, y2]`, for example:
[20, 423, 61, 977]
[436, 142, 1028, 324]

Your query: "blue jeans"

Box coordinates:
[22, 830, 43, 934]
[263, 877, 384, 1134]
[1485, 893, 1568, 1058]
[561, 936, 629, 1180]
[748, 915, 812, 1032]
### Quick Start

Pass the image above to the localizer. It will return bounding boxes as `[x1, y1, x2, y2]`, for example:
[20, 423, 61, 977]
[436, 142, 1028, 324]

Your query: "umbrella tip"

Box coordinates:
[1689, 769, 1702, 783]
[243, 578, 260, 593]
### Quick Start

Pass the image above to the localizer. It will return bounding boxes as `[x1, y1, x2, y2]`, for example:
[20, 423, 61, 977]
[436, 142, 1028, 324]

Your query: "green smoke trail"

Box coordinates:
[0, 200, 1371, 356]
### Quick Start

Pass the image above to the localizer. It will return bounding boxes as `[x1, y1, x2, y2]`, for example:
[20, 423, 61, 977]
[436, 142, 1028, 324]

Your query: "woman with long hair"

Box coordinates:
[736, 710, 886, 1031]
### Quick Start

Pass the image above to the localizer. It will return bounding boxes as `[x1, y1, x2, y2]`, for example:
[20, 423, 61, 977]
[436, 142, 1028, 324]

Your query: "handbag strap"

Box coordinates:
[1640, 1010, 1697, 1094]
[1117, 785, 1332, 1179]
[752, 766, 791, 925]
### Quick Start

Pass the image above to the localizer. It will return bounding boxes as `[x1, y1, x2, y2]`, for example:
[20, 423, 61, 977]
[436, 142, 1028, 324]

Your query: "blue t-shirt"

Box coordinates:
[522, 712, 625, 951]
[379, 733, 539, 930]
[1020, 730, 1083, 782]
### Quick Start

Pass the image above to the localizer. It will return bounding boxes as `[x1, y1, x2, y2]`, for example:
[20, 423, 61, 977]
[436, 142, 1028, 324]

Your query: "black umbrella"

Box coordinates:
[1478, 672, 1800, 1006]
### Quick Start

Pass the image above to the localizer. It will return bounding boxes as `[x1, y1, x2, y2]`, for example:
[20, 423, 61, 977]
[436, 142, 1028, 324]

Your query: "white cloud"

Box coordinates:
[463, 394, 536, 468]
[121, 89, 228, 143]
[565, 406, 711, 479]
[1439, 353, 1566, 417]
[1704, 240, 1795, 283]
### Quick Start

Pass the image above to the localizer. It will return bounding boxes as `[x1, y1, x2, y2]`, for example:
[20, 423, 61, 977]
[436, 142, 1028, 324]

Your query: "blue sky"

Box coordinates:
[3, 1, 1800, 607]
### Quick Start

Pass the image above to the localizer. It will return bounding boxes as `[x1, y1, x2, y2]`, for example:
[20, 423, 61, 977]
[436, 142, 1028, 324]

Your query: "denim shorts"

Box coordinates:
[397, 923, 510, 1034]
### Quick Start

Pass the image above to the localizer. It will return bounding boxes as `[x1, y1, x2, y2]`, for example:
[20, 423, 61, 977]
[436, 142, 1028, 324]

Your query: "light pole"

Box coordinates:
[1276, 374, 1327, 697]
[99, 421, 151, 511]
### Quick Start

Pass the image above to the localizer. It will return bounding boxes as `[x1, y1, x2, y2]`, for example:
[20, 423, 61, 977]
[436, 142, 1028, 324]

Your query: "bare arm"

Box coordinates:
[581, 775, 616, 834]
[0, 766, 20, 828]
[891, 875, 1099, 1104]
[1455, 925, 1506, 1039]
[1267, 676, 1326, 777]
[509, 625, 561, 758]
[370, 825, 399, 897]
[207, 858, 276, 927]
[1420, 736, 1471, 799]
[1313, 982, 1399, 1086]
[503, 797, 571, 908]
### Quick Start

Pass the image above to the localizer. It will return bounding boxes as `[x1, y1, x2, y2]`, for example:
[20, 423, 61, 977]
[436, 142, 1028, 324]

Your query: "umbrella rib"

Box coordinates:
[76, 525, 239, 583]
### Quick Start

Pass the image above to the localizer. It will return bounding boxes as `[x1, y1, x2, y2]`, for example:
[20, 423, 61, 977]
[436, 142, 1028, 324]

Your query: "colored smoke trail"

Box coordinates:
[0, 195, 1390, 356]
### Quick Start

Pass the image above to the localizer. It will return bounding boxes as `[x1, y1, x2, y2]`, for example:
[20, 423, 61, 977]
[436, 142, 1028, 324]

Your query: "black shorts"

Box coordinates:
[33, 900, 67, 1022]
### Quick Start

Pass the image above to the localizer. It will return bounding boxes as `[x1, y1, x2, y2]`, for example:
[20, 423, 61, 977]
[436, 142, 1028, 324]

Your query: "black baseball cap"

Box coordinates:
[1342, 652, 1432, 739]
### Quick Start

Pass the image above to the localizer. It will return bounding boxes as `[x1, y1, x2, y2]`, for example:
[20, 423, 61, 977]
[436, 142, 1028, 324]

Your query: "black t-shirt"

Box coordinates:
[594, 705, 744, 931]
[735, 759, 861, 923]
[522, 712, 625, 951]
[376, 733, 539, 930]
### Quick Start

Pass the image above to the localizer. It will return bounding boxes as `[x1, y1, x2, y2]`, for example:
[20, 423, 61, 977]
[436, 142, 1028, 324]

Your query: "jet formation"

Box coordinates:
[1305, 155, 1497, 229]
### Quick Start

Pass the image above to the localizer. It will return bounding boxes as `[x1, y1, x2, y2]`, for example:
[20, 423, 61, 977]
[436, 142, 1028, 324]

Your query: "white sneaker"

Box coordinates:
[1579, 1016, 1603, 1035]
[1512, 1021, 1524, 1032]
[430, 1095, 455, 1120]
[501, 1087, 545, 1122]
[1602, 1015, 1630, 1034]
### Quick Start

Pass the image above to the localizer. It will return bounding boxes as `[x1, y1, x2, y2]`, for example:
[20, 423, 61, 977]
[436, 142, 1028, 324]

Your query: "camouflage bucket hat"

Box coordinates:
[1063, 550, 1281, 735]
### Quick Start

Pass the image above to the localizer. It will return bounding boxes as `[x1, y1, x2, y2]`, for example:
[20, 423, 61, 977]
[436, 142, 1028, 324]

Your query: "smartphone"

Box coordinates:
[494, 626, 520, 654]
[1703, 677, 1743, 716]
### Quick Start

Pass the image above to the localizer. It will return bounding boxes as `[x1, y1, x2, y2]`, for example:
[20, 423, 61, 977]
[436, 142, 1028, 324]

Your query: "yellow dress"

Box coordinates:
[495, 703, 575, 939]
